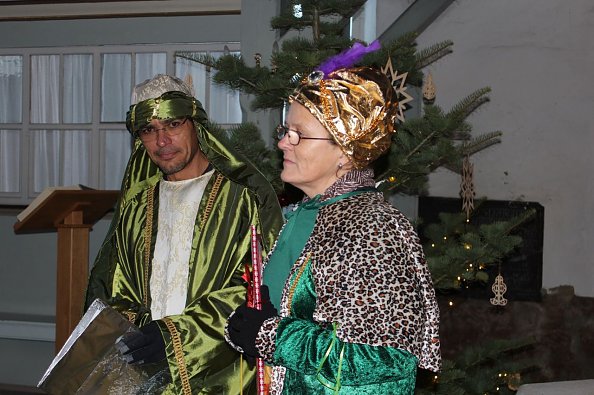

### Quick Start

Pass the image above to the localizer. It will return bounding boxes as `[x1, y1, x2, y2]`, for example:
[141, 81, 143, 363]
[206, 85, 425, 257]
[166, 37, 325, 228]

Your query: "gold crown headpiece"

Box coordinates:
[290, 41, 412, 169]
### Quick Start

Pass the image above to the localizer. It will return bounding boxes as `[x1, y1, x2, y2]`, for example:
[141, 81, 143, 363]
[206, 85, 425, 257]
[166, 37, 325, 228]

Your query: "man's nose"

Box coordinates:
[155, 129, 172, 146]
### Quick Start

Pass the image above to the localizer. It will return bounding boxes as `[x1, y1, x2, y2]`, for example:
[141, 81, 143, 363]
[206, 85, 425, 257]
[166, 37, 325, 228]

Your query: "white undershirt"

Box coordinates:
[150, 169, 214, 320]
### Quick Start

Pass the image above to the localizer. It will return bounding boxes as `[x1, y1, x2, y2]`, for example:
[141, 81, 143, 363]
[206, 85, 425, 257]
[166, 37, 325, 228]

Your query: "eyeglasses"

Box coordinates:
[137, 118, 190, 142]
[275, 125, 334, 146]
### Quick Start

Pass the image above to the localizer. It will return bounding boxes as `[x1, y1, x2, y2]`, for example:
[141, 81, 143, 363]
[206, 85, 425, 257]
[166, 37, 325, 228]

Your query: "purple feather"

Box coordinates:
[317, 40, 381, 76]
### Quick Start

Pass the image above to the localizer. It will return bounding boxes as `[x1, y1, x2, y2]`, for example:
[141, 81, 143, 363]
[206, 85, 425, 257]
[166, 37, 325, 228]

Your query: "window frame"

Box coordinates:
[0, 42, 240, 205]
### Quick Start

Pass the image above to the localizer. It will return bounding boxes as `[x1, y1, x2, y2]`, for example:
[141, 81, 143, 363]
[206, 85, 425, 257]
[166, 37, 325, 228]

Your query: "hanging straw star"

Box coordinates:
[460, 155, 475, 221]
[381, 57, 413, 122]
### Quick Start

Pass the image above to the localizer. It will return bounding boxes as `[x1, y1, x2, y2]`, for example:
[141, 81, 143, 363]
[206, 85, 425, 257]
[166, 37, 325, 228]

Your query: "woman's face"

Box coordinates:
[278, 102, 346, 197]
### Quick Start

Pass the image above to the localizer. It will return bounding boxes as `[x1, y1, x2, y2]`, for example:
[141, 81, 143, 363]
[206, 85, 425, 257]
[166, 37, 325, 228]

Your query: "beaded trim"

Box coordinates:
[286, 252, 312, 316]
[143, 185, 155, 306]
[199, 173, 223, 232]
[163, 317, 192, 395]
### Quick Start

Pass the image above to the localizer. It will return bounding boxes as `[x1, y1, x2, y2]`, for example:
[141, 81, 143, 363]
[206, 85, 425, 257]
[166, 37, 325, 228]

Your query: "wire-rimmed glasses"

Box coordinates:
[275, 125, 334, 146]
[137, 118, 190, 142]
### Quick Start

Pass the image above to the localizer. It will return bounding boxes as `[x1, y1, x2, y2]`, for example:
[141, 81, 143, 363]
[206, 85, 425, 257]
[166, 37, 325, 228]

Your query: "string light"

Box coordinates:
[448, 300, 453, 307]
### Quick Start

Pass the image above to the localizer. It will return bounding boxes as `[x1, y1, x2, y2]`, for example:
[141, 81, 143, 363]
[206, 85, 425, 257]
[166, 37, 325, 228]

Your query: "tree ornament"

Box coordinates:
[490, 271, 508, 306]
[507, 372, 522, 391]
[293, 3, 303, 18]
[381, 57, 413, 123]
[290, 73, 302, 84]
[388, 176, 396, 183]
[423, 72, 436, 104]
[254, 53, 262, 68]
[460, 154, 475, 221]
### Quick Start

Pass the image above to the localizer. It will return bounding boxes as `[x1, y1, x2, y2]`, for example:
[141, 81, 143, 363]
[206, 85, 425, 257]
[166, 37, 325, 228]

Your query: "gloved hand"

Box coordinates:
[115, 321, 166, 365]
[228, 285, 278, 359]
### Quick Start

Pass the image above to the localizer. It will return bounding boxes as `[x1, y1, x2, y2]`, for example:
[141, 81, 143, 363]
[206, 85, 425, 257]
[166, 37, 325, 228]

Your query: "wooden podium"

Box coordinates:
[14, 189, 119, 352]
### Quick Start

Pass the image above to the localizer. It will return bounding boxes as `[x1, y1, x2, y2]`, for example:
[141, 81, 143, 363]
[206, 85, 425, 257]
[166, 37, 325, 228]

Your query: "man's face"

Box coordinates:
[140, 118, 206, 181]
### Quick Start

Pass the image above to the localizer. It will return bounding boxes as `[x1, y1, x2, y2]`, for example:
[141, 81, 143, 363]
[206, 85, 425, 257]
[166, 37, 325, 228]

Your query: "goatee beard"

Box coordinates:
[161, 162, 186, 176]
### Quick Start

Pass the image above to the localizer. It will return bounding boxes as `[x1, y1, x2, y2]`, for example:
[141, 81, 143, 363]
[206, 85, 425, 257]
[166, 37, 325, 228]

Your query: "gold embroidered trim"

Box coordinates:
[286, 252, 312, 315]
[199, 173, 223, 232]
[143, 185, 155, 307]
[123, 311, 137, 323]
[164, 317, 192, 395]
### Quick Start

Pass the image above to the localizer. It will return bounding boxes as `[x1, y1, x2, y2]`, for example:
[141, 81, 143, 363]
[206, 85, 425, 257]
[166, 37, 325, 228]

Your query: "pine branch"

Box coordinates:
[422, 206, 536, 290]
[460, 131, 503, 156]
[447, 87, 492, 125]
[415, 40, 454, 69]
[457, 337, 536, 369]
[175, 52, 217, 69]
[417, 337, 537, 394]
[500, 209, 537, 235]
[405, 130, 440, 161]
[226, 122, 284, 192]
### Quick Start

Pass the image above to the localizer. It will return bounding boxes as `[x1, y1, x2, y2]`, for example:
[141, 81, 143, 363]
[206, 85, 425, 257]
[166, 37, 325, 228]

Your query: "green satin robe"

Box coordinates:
[85, 124, 283, 394]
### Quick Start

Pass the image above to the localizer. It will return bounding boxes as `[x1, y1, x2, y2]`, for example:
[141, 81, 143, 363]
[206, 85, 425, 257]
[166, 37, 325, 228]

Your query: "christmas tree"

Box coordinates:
[177, 1, 537, 391]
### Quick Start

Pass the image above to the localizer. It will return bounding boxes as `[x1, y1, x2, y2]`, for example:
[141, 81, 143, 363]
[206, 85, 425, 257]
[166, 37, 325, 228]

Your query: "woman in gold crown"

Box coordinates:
[226, 42, 441, 394]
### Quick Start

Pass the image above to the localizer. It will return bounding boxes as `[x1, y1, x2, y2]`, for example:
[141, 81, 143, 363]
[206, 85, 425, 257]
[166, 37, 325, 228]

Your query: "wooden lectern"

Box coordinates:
[14, 189, 119, 352]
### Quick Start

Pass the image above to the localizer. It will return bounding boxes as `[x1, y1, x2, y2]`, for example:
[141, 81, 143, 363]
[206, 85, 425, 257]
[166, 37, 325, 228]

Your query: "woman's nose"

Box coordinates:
[277, 133, 291, 150]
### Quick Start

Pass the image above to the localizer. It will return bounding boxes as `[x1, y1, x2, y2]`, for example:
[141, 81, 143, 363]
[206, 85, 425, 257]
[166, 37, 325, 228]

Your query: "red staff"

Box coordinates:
[249, 224, 268, 395]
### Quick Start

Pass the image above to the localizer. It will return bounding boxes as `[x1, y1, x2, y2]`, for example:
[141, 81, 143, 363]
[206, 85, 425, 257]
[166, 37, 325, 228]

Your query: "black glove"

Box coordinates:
[228, 285, 278, 359]
[116, 321, 166, 365]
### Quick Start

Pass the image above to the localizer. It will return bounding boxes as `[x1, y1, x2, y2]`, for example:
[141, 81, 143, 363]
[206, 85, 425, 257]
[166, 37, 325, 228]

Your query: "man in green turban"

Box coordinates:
[85, 74, 283, 394]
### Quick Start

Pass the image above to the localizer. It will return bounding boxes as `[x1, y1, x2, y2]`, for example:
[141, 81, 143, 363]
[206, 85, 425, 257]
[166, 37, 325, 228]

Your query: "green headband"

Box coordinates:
[126, 91, 208, 135]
